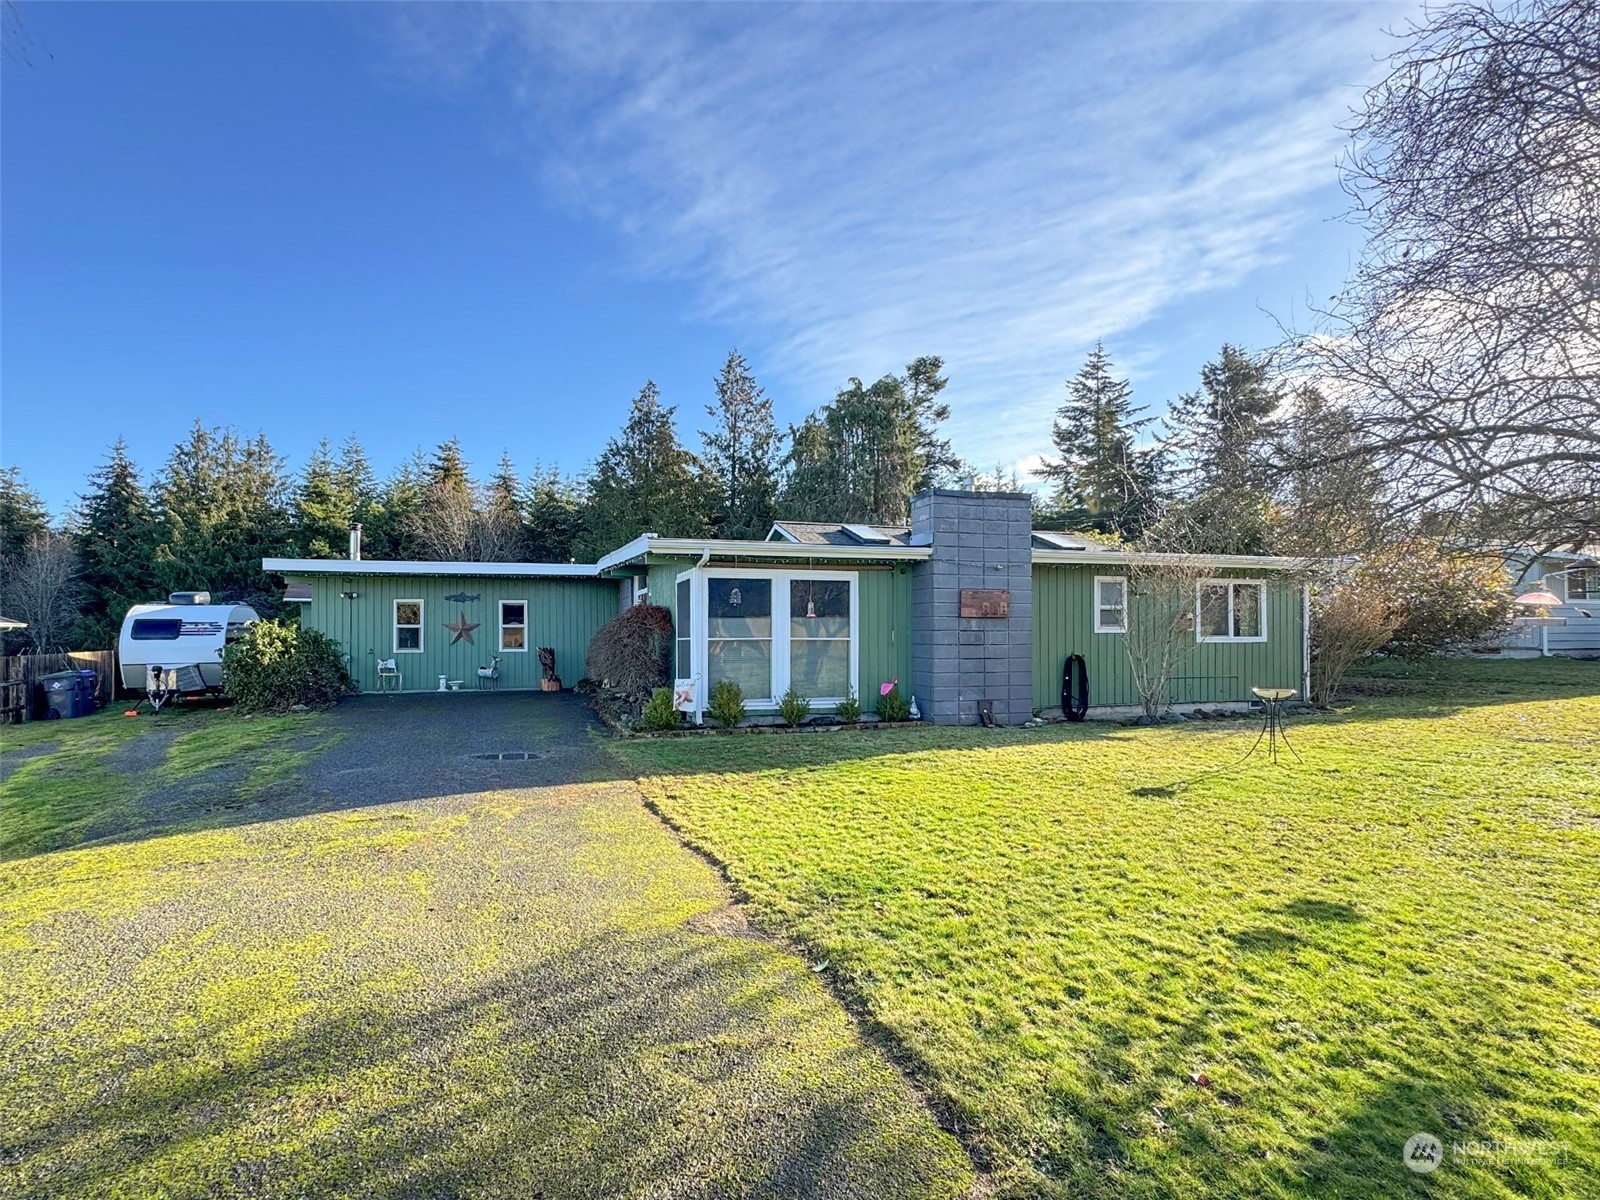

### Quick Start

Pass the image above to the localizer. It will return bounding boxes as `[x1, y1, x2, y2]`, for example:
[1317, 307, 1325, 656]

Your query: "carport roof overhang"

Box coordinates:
[262, 558, 602, 578]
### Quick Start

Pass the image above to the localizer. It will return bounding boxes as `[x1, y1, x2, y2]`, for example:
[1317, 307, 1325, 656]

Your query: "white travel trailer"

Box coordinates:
[119, 592, 259, 705]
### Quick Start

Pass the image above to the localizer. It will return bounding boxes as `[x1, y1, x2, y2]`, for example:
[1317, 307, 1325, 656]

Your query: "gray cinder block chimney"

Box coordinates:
[909, 489, 1034, 725]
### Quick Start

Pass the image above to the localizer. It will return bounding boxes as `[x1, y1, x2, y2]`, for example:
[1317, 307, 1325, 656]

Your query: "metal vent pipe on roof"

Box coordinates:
[349, 522, 362, 562]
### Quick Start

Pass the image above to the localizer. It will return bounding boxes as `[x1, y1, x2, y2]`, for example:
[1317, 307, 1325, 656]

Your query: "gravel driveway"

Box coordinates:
[1, 693, 973, 1200]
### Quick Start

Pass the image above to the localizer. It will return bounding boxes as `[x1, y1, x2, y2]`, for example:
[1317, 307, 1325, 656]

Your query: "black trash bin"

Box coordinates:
[40, 671, 96, 719]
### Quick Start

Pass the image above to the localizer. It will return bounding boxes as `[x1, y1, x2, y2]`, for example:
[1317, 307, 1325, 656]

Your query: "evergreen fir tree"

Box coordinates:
[425, 438, 471, 499]
[779, 356, 957, 525]
[1034, 342, 1162, 539]
[701, 350, 781, 539]
[0, 466, 50, 562]
[151, 423, 291, 607]
[71, 439, 157, 647]
[1156, 344, 1284, 553]
[580, 381, 710, 556]
[525, 465, 584, 562]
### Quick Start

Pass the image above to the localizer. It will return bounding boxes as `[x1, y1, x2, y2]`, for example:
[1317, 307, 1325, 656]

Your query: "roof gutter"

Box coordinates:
[1031, 550, 1317, 570]
[262, 558, 601, 578]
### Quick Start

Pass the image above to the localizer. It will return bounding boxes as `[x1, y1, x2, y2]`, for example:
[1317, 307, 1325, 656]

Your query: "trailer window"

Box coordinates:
[131, 619, 183, 640]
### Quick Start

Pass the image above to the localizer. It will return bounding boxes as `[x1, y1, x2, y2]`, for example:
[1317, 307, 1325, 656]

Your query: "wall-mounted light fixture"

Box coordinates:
[340, 590, 360, 600]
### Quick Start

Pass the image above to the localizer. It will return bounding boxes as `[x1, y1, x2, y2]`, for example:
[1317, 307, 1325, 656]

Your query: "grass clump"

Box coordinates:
[708, 679, 745, 728]
[623, 658, 1600, 1199]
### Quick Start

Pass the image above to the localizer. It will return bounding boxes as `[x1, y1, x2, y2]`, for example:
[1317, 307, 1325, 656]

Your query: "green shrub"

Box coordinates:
[220, 620, 356, 713]
[877, 684, 911, 722]
[709, 679, 746, 728]
[585, 604, 674, 701]
[639, 687, 681, 732]
[835, 690, 862, 722]
[777, 687, 811, 727]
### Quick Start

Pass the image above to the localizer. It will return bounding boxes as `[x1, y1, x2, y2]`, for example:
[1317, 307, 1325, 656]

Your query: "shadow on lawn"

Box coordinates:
[9, 926, 966, 1200]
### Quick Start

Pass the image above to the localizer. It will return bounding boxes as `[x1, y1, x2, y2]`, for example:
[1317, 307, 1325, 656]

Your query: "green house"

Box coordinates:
[265, 489, 1308, 723]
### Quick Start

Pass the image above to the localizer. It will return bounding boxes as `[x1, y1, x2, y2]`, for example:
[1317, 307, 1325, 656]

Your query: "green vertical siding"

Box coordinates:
[1032, 565, 1305, 711]
[289, 573, 619, 693]
[858, 564, 914, 699]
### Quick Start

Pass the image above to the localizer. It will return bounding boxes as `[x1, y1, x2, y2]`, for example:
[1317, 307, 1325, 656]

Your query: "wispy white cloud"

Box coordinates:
[383, 2, 1409, 464]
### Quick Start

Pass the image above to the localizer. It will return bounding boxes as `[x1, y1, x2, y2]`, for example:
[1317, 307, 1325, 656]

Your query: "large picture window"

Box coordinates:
[789, 578, 851, 696]
[1567, 569, 1597, 601]
[1197, 581, 1266, 642]
[707, 577, 774, 700]
[499, 601, 527, 651]
[686, 569, 858, 709]
[394, 600, 424, 653]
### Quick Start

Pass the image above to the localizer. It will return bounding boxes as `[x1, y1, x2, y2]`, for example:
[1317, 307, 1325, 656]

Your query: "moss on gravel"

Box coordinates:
[0, 705, 972, 1199]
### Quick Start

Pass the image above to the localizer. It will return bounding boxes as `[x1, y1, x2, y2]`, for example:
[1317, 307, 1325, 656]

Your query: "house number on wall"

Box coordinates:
[960, 589, 1010, 619]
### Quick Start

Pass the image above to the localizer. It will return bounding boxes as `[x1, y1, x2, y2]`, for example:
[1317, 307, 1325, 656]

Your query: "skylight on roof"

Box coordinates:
[842, 524, 893, 544]
[1035, 532, 1091, 550]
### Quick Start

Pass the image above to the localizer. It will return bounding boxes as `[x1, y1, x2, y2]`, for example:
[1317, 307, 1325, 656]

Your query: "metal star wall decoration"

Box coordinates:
[444, 610, 480, 645]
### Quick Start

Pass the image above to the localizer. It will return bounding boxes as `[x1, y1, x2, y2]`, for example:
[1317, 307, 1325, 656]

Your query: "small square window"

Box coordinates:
[395, 600, 424, 653]
[500, 601, 527, 652]
[1094, 577, 1126, 633]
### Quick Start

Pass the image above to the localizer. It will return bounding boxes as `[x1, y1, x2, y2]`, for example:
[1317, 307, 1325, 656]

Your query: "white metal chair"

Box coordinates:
[375, 657, 402, 692]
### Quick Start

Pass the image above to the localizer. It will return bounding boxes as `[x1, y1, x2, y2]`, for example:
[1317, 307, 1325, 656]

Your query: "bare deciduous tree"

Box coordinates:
[1294, 0, 1600, 551]
[404, 485, 526, 563]
[1308, 573, 1403, 708]
[2, 531, 81, 652]
[1122, 555, 1209, 721]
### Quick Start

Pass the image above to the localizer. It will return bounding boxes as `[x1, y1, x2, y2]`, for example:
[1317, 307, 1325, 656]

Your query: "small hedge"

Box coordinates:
[877, 684, 911, 722]
[585, 604, 674, 702]
[639, 687, 682, 731]
[709, 679, 746, 728]
[221, 620, 356, 713]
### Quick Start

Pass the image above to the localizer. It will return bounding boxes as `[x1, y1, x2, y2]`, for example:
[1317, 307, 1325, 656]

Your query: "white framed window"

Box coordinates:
[394, 599, 424, 653]
[675, 573, 694, 680]
[1566, 569, 1597, 601]
[1196, 580, 1267, 642]
[680, 568, 858, 711]
[1094, 575, 1127, 634]
[499, 600, 527, 651]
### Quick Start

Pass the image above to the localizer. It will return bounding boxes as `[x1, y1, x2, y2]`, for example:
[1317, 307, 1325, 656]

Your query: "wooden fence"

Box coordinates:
[0, 651, 119, 722]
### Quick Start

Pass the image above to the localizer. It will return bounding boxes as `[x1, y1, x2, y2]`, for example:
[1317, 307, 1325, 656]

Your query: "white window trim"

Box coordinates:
[1195, 579, 1268, 643]
[1093, 575, 1127, 634]
[678, 567, 859, 718]
[499, 599, 528, 652]
[394, 598, 424, 654]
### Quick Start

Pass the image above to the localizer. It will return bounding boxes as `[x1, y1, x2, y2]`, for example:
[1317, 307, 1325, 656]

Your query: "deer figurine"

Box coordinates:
[476, 655, 501, 689]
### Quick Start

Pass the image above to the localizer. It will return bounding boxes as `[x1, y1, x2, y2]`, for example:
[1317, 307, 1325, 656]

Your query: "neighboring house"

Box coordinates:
[264, 489, 1309, 723]
[1491, 549, 1600, 659]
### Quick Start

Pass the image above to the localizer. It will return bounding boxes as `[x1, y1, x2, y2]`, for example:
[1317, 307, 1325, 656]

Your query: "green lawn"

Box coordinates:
[0, 705, 970, 1199]
[622, 658, 1600, 1199]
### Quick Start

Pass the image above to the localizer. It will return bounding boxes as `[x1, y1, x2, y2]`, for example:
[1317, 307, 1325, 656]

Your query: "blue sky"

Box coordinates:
[3, 1, 1410, 516]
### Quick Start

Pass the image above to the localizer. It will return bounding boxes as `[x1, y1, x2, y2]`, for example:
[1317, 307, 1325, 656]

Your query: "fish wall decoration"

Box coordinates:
[443, 592, 480, 604]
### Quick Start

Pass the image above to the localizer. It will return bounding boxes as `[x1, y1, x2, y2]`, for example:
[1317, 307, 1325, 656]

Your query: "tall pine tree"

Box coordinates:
[1156, 344, 1283, 553]
[0, 466, 49, 562]
[525, 465, 584, 562]
[780, 356, 957, 525]
[151, 423, 291, 607]
[701, 350, 781, 539]
[581, 381, 710, 556]
[71, 439, 157, 647]
[1034, 342, 1162, 539]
